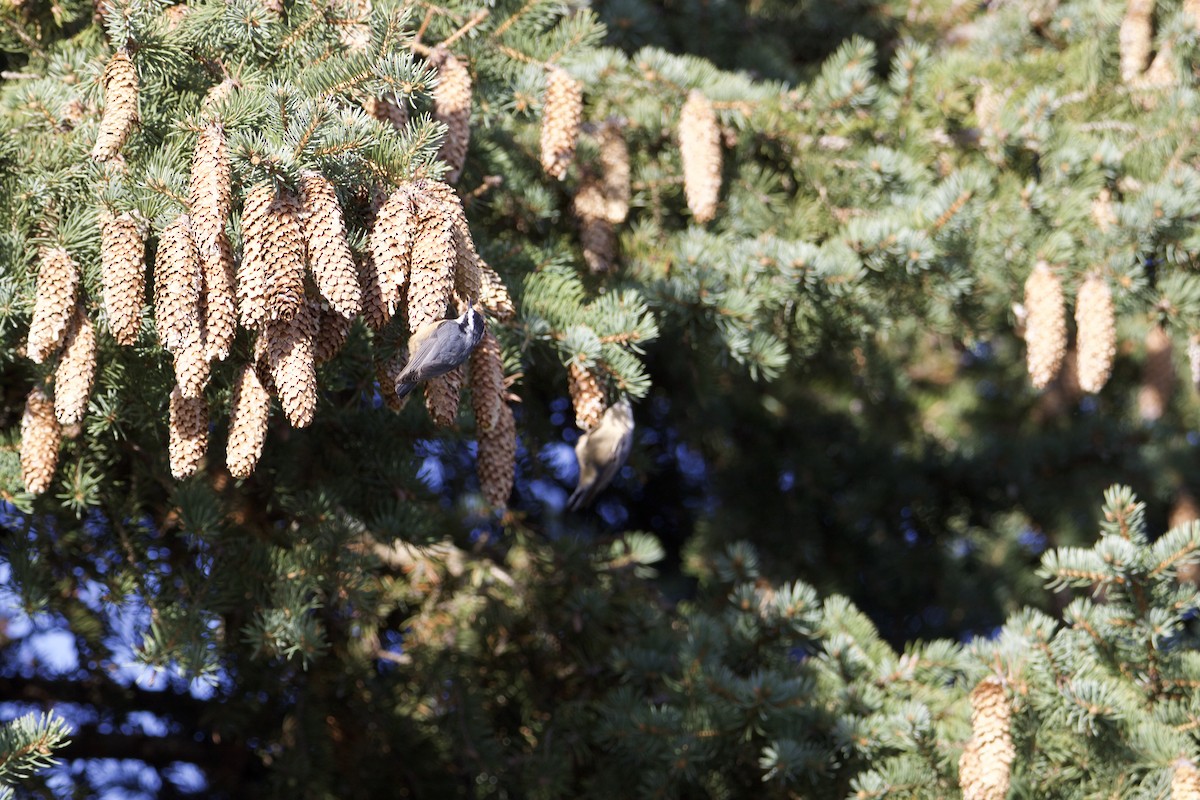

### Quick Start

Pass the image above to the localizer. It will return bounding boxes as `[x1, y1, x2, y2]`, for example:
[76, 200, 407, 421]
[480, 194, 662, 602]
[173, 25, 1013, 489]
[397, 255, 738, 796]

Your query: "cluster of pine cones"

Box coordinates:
[1022, 260, 1189, 424]
[20, 35, 727, 499]
[20, 47, 518, 508]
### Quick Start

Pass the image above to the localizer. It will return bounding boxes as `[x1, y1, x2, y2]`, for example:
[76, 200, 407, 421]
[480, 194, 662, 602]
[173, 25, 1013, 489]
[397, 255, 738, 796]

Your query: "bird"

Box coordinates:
[567, 398, 634, 511]
[394, 305, 486, 399]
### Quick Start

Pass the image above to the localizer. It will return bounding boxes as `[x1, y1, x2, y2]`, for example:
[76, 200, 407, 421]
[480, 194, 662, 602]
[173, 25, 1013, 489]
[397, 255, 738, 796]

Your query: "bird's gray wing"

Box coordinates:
[396, 327, 454, 385]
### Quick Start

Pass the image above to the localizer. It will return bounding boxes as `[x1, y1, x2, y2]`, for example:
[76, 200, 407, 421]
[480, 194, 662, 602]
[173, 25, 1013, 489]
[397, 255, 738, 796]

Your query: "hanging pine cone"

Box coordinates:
[226, 362, 271, 479]
[1186, 0, 1200, 28]
[470, 330, 504, 433]
[54, 306, 97, 426]
[267, 189, 306, 323]
[407, 189, 456, 334]
[568, 361, 605, 432]
[1175, 759, 1200, 800]
[1138, 324, 1175, 422]
[375, 351, 408, 412]
[423, 181, 482, 306]
[1075, 271, 1116, 394]
[1024, 262, 1066, 390]
[188, 123, 231, 253]
[1092, 189, 1118, 232]
[20, 386, 61, 495]
[99, 212, 145, 346]
[678, 89, 722, 224]
[264, 297, 318, 428]
[574, 176, 615, 274]
[300, 170, 362, 320]
[478, 396, 516, 509]
[1119, 0, 1155, 84]
[154, 214, 203, 353]
[365, 93, 409, 130]
[28, 247, 81, 363]
[431, 47, 472, 183]
[958, 677, 1013, 800]
[202, 78, 237, 114]
[238, 184, 276, 330]
[314, 301, 353, 365]
[1189, 333, 1200, 391]
[168, 385, 208, 479]
[91, 49, 139, 161]
[425, 364, 463, 428]
[173, 327, 212, 399]
[539, 64, 583, 180]
[202, 230, 237, 362]
[598, 121, 631, 224]
[479, 260, 515, 322]
[367, 184, 418, 329]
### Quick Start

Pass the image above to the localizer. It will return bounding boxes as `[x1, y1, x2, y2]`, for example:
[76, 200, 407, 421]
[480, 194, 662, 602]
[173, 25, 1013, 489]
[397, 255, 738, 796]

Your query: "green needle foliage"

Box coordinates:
[4, 0, 1200, 796]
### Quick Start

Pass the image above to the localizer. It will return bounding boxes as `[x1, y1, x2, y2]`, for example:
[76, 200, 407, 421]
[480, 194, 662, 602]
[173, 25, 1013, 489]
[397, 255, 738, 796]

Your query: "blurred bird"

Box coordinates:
[567, 399, 634, 511]
[395, 305, 486, 398]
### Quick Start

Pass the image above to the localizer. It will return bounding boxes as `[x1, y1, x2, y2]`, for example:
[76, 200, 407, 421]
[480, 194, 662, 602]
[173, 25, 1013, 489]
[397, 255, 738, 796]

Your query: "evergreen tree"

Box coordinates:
[4, 0, 1200, 796]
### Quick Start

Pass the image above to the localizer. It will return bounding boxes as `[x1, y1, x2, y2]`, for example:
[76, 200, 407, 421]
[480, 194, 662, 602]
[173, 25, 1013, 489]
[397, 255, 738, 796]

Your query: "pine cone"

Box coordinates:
[314, 301, 353, 364]
[539, 65, 583, 180]
[1174, 759, 1200, 800]
[188, 124, 231, 254]
[365, 93, 409, 130]
[678, 89, 722, 224]
[99, 212, 145, 346]
[54, 306, 97, 425]
[431, 47, 472, 183]
[424, 181, 482, 306]
[1119, 0, 1155, 84]
[202, 78, 237, 114]
[1186, 0, 1200, 28]
[264, 297, 318, 427]
[568, 361, 605, 431]
[470, 330, 504, 433]
[168, 385, 209, 479]
[958, 677, 1013, 800]
[407, 188, 456, 333]
[357, 252, 394, 332]
[154, 214, 203, 354]
[173, 328, 212, 399]
[478, 396, 516, 509]
[267, 189, 306, 323]
[479, 260, 515, 322]
[1189, 333, 1200, 391]
[1074, 271, 1116, 394]
[598, 121, 631, 224]
[367, 184, 418, 329]
[1024, 261, 1066, 389]
[1092, 189, 1118, 232]
[300, 170, 362, 319]
[1138, 324, 1175, 422]
[91, 49, 139, 161]
[574, 176, 615, 273]
[202, 230, 237, 362]
[20, 386, 61, 495]
[189, 127, 236, 361]
[238, 184, 275, 330]
[226, 362, 271, 479]
[28, 247, 81, 363]
[425, 364, 463, 428]
[375, 351, 408, 412]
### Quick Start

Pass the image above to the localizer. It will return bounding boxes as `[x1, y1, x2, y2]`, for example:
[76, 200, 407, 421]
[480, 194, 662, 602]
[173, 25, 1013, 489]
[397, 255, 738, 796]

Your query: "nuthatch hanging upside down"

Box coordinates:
[395, 306, 486, 398]
[567, 399, 634, 511]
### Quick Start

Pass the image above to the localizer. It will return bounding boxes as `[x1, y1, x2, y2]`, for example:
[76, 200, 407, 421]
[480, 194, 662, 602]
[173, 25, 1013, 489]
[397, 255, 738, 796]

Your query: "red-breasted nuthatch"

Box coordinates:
[395, 305, 486, 398]
[567, 399, 634, 511]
